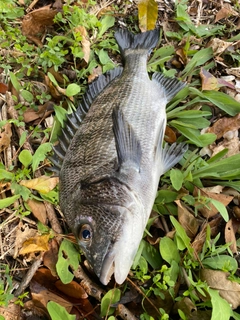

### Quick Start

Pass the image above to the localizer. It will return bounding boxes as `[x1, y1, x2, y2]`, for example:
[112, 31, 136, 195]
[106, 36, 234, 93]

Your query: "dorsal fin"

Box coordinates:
[49, 67, 123, 174]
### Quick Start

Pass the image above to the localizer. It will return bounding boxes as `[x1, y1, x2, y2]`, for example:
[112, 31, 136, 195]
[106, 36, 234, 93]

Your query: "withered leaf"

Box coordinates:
[176, 200, 199, 239]
[19, 234, 50, 255]
[137, 0, 158, 32]
[0, 123, 12, 152]
[200, 269, 240, 309]
[14, 223, 37, 258]
[74, 26, 91, 64]
[207, 113, 240, 140]
[55, 280, 88, 299]
[165, 126, 177, 143]
[20, 176, 59, 194]
[225, 218, 240, 254]
[43, 239, 59, 277]
[207, 38, 232, 56]
[193, 187, 233, 219]
[27, 199, 47, 224]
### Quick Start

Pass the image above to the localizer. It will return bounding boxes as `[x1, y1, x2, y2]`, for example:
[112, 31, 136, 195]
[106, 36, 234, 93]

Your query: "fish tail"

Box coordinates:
[114, 28, 159, 57]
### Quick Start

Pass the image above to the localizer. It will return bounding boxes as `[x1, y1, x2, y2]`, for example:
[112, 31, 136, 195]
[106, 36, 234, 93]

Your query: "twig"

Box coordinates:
[116, 304, 138, 320]
[14, 253, 43, 297]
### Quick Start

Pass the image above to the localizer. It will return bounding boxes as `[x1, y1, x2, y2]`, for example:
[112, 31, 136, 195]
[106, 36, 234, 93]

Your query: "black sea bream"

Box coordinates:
[50, 28, 187, 285]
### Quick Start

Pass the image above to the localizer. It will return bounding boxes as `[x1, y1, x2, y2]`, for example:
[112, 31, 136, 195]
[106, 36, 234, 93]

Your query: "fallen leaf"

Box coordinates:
[176, 200, 199, 239]
[43, 239, 59, 277]
[192, 216, 222, 257]
[215, 4, 239, 22]
[193, 187, 233, 219]
[210, 136, 240, 158]
[19, 234, 50, 254]
[165, 126, 177, 143]
[22, 5, 58, 37]
[20, 176, 59, 194]
[23, 102, 54, 123]
[74, 26, 91, 64]
[200, 68, 219, 91]
[207, 38, 232, 56]
[14, 223, 37, 258]
[225, 218, 240, 254]
[0, 82, 8, 94]
[0, 123, 12, 152]
[137, 0, 158, 32]
[200, 269, 240, 309]
[55, 280, 88, 299]
[27, 199, 47, 224]
[207, 113, 240, 140]
[226, 67, 240, 78]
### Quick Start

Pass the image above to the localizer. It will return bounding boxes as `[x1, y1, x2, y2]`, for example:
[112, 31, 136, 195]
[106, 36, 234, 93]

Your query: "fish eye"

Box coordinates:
[79, 224, 92, 242]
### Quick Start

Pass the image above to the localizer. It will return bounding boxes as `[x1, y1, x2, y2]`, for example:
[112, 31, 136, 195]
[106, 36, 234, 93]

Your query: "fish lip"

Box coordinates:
[99, 250, 115, 285]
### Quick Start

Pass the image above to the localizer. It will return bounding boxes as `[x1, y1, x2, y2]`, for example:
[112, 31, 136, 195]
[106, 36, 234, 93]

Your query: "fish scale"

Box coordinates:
[51, 28, 188, 285]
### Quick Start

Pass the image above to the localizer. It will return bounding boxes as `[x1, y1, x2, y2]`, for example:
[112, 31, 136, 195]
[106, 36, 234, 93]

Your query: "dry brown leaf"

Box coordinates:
[0, 82, 8, 94]
[55, 280, 88, 299]
[0, 300, 21, 320]
[0, 123, 12, 152]
[207, 38, 232, 56]
[23, 102, 54, 123]
[211, 137, 240, 158]
[43, 238, 59, 277]
[88, 65, 102, 83]
[200, 68, 235, 92]
[193, 187, 233, 219]
[192, 216, 222, 257]
[27, 199, 47, 224]
[19, 234, 50, 255]
[74, 26, 91, 64]
[176, 200, 199, 239]
[225, 218, 240, 254]
[22, 5, 58, 37]
[215, 4, 239, 22]
[14, 224, 37, 258]
[200, 269, 240, 309]
[165, 126, 177, 143]
[20, 176, 59, 194]
[226, 67, 240, 78]
[207, 113, 240, 140]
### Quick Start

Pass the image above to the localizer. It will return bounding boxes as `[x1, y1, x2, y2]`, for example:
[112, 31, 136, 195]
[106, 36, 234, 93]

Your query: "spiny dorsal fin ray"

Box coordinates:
[112, 106, 142, 173]
[49, 67, 123, 174]
[152, 72, 186, 103]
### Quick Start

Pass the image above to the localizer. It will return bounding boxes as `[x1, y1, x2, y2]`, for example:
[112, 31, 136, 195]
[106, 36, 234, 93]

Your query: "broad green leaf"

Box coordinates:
[208, 288, 231, 320]
[21, 89, 34, 102]
[210, 199, 229, 222]
[141, 239, 162, 269]
[160, 237, 180, 264]
[165, 260, 180, 283]
[11, 182, 31, 201]
[190, 88, 240, 116]
[202, 255, 237, 273]
[155, 190, 178, 204]
[171, 123, 216, 147]
[182, 48, 213, 76]
[65, 83, 81, 97]
[98, 15, 115, 38]
[138, 0, 158, 32]
[98, 49, 111, 65]
[56, 239, 80, 284]
[101, 288, 121, 316]
[19, 150, 32, 168]
[32, 143, 52, 172]
[168, 110, 211, 119]
[170, 169, 183, 191]
[47, 301, 76, 320]
[170, 216, 192, 252]
[9, 72, 21, 91]
[193, 153, 240, 180]
[54, 105, 68, 127]
[19, 131, 27, 147]
[0, 169, 14, 180]
[0, 195, 20, 209]
[47, 72, 59, 87]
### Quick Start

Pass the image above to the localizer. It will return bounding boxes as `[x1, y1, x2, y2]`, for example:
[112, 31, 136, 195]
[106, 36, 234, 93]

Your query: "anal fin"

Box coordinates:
[112, 107, 142, 173]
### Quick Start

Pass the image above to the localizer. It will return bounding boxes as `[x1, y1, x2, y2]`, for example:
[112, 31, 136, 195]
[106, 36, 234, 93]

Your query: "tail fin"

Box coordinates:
[114, 28, 159, 57]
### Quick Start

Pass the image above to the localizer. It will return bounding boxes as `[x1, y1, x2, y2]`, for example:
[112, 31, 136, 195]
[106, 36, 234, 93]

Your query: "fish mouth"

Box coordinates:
[100, 250, 115, 285]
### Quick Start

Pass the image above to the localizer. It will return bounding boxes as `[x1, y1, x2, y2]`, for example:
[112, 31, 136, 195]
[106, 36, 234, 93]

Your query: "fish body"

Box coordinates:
[51, 28, 187, 285]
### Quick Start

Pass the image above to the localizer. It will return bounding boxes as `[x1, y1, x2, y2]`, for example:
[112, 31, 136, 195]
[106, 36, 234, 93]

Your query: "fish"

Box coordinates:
[50, 28, 188, 285]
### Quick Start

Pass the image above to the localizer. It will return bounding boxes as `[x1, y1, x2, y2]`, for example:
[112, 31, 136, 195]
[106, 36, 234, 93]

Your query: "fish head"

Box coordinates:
[71, 200, 145, 285]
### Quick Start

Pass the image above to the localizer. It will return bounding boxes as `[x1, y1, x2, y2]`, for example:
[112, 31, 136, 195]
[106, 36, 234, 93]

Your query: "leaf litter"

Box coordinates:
[0, 0, 240, 319]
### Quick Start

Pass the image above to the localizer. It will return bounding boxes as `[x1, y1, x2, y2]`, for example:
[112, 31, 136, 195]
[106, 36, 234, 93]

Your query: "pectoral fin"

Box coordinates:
[156, 121, 188, 176]
[112, 107, 142, 173]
